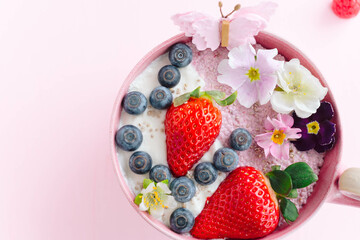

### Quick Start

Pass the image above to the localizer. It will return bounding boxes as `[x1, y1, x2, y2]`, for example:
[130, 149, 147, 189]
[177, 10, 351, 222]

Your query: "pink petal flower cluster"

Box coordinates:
[217, 44, 283, 108]
[172, 2, 277, 51]
[254, 114, 301, 160]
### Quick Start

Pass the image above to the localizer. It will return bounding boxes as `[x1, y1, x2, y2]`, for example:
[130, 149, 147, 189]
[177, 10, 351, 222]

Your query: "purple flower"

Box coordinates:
[292, 101, 336, 153]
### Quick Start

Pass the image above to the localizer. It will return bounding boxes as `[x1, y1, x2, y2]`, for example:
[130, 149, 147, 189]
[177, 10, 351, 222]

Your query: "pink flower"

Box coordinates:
[217, 44, 283, 108]
[254, 114, 301, 160]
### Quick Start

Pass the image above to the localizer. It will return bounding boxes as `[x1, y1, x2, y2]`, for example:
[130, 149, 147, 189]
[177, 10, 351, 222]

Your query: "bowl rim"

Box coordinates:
[109, 31, 343, 240]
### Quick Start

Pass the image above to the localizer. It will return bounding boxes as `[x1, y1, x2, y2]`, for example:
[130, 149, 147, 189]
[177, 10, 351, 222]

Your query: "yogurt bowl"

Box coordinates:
[110, 32, 360, 239]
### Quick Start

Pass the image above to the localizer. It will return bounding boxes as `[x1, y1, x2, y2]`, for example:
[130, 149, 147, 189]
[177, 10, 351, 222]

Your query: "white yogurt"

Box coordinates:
[117, 53, 224, 225]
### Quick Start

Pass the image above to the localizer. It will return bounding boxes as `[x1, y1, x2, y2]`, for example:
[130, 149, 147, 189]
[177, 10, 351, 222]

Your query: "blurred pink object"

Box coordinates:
[332, 0, 360, 19]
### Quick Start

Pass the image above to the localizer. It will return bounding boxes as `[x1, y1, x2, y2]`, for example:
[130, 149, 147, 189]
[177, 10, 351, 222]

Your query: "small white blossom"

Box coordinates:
[271, 59, 328, 118]
[138, 181, 176, 219]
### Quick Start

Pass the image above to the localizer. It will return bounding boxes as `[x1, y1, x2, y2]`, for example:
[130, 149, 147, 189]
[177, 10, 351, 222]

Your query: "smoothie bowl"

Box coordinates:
[110, 2, 360, 239]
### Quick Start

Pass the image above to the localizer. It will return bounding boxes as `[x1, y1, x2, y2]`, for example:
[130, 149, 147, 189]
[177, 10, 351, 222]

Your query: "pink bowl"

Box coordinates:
[110, 32, 357, 239]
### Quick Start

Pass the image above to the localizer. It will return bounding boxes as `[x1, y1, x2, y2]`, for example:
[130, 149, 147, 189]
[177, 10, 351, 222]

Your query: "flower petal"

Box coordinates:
[256, 74, 277, 105]
[171, 12, 207, 37]
[157, 182, 171, 194]
[294, 96, 320, 118]
[292, 111, 310, 128]
[192, 17, 221, 51]
[163, 195, 177, 208]
[285, 127, 302, 139]
[217, 59, 248, 90]
[254, 132, 273, 150]
[279, 114, 294, 127]
[228, 2, 277, 48]
[139, 200, 149, 211]
[311, 101, 334, 122]
[317, 120, 336, 145]
[292, 130, 316, 151]
[236, 79, 258, 108]
[256, 48, 283, 75]
[264, 116, 275, 131]
[314, 137, 335, 153]
[141, 182, 156, 195]
[270, 92, 295, 114]
[301, 73, 328, 100]
[228, 44, 256, 69]
[270, 142, 289, 160]
[150, 206, 165, 219]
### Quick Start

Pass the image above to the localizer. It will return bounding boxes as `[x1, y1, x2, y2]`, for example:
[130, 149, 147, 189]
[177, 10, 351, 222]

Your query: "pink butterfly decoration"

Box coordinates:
[172, 1, 278, 51]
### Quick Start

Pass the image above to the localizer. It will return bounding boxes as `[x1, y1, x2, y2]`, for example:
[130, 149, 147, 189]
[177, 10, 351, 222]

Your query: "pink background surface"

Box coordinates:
[1, 0, 360, 239]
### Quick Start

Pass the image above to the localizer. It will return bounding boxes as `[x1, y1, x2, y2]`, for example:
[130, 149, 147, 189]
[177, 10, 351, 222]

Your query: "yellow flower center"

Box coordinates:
[143, 189, 168, 209]
[271, 129, 286, 145]
[246, 67, 260, 82]
[306, 121, 320, 135]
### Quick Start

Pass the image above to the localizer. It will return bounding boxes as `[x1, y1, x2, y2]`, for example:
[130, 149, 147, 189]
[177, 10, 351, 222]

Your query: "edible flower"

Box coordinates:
[292, 101, 336, 153]
[254, 114, 301, 160]
[172, 2, 277, 51]
[217, 44, 283, 108]
[270, 59, 328, 118]
[134, 179, 176, 219]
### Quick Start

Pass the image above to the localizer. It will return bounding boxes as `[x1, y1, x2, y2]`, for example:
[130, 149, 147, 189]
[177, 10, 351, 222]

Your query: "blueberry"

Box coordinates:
[169, 43, 193, 68]
[194, 162, 218, 185]
[158, 65, 181, 88]
[230, 128, 252, 151]
[149, 86, 173, 109]
[149, 165, 172, 183]
[115, 125, 143, 151]
[122, 91, 147, 115]
[170, 208, 195, 234]
[213, 148, 239, 172]
[170, 177, 196, 203]
[129, 151, 152, 174]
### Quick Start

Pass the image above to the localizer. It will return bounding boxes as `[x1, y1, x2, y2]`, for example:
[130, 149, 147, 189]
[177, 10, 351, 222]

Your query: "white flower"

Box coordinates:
[138, 181, 176, 219]
[270, 59, 328, 118]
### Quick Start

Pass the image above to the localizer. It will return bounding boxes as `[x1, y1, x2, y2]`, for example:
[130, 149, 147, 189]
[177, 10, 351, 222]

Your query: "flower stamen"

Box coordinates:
[271, 129, 286, 145]
[246, 67, 260, 82]
[306, 121, 320, 135]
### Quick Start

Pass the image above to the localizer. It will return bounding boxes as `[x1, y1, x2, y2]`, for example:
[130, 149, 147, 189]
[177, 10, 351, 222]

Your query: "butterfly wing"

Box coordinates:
[172, 12, 220, 51]
[228, 2, 278, 49]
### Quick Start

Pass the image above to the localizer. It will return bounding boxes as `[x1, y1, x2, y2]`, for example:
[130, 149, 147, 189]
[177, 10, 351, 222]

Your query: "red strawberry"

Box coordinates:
[165, 97, 221, 177]
[165, 88, 237, 177]
[190, 162, 319, 239]
[190, 166, 279, 239]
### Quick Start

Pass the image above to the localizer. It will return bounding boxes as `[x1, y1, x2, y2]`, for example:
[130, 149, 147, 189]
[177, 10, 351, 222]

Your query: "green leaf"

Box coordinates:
[266, 170, 292, 196]
[213, 91, 237, 106]
[285, 162, 318, 189]
[190, 86, 201, 98]
[160, 179, 169, 185]
[143, 179, 153, 189]
[173, 93, 191, 107]
[204, 90, 226, 100]
[134, 193, 143, 205]
[271, 165, 281, 171]
[280, 198, 299, 222]
[287, 189, 298, 198]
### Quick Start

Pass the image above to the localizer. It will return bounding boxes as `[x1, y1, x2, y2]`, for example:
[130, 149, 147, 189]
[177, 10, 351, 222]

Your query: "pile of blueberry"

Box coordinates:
[115, 42, 254, 234]
[115, 42, 193, 151]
